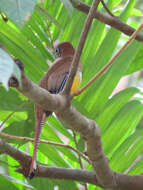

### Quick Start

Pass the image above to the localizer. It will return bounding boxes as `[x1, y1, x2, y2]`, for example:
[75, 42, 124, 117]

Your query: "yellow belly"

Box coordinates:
[70, 71, 82, 93]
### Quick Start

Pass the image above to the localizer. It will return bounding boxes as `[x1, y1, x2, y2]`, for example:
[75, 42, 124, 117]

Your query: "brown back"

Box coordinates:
[39, 56, 73, 93]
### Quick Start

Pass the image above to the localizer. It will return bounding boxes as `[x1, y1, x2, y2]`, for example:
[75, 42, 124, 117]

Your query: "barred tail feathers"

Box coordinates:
[29, 113, 46, 178]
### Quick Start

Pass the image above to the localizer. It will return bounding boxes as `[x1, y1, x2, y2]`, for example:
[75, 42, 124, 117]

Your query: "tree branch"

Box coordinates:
[9, 61, 115, 187]
[56, 106, 115, 188]
[3, 64, 143, 189]
[100, 0, 115, 17]
[63, 0, 101, 95]
[0, 132, 90, 163]
[69, 0, 143, 42]
[0, 138, 100, 185]
[2, 1, 143, 189]
[10, 71, 114, 187]
[1, 138, 143, 190]
[11, 74, 67, 112]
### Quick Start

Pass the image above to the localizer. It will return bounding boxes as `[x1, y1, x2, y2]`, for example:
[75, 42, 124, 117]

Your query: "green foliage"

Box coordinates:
[60, 0, 73, 16]
[0, 0, 36, 27]
[0, 0, 143, 190]
[0, 175, 19, 190]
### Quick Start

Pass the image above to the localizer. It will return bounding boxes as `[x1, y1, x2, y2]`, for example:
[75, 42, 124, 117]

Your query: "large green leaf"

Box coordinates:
[2, 102, 35, 143]
[97, 87, 140, 133]
[60, 0, 73, 16]
[0, 20, 51, 82]
[103, 100, 143, 157]
[88, 40, 141, 117]
[41, 123, 78, 163]
[39, 143, 72, 168]
[0, 175, 18, 190]
[22, 11, 54, 61]
[0, 87, 26, 110]
[79, 0, 137, 111]
[1, 174, 34, 189]
[48, 116, 73, 140]
[126, 44, 143, 74]
[110, 127, 143, 173]
[129, 158, 143, 175]
[28, 178, 54, 190]
[0, 0, 36, 27]
[56, 179, 78, 190]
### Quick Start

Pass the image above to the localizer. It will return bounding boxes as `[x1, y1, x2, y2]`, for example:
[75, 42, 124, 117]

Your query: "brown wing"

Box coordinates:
[47, 71, 68, 93]
[39, 56, 73, 93]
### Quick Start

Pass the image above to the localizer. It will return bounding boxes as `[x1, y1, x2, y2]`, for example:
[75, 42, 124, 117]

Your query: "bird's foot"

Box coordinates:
[28, 160, 37, 179]
[28, 169, 36, 179]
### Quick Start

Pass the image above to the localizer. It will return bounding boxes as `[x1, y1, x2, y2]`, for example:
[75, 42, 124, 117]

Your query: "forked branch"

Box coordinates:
[69, 0, 143, 42]
[100, 0, 115, 17]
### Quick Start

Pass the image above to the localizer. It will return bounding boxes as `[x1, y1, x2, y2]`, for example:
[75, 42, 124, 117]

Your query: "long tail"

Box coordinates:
[29, 111, 46, 179]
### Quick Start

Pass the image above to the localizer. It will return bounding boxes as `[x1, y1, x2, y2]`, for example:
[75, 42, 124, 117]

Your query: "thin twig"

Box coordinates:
[63, 0, 101, 95]
[0, 101, 28, 133]
[0, 132, 90, 164]
[100, 0, 115, 17]
[72, 131, 88, 190]
[71, 21, 143, 97]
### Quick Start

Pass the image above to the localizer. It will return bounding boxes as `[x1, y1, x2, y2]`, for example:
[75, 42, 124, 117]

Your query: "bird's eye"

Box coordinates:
[55, 48, 60, 55]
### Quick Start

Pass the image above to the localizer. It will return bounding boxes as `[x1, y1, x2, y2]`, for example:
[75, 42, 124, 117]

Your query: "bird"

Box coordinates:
[29, 41, 82, 178]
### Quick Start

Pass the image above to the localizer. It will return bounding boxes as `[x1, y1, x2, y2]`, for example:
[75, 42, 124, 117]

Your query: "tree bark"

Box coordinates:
[69, 0, 143, 42]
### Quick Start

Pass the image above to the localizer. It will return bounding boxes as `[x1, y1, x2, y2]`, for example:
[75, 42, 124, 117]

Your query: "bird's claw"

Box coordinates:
[28, 168, 36, 179]
[28, 160, 37, 179]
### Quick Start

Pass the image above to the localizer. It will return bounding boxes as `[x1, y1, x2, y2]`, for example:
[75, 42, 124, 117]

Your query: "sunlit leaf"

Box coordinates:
[0, 175, 18, 190]
[60, 0, 73, 16]
[1, 174, 34, 189]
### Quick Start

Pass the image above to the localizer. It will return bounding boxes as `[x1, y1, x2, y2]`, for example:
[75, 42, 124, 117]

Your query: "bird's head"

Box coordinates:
[54, 42, 75, 58]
